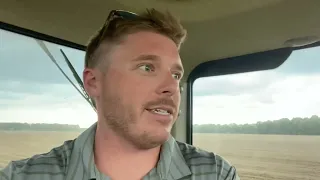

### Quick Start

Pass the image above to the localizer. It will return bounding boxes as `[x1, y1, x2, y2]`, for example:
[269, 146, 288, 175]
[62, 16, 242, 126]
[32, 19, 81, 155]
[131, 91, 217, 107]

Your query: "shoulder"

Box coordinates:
[176, 141, 240, 180]
[0, 140, 75, 180]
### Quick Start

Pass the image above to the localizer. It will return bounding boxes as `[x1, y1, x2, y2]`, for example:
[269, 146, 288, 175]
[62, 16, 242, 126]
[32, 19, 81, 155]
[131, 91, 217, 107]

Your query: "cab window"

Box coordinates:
[0, 29, 96, 168]
[192, 45, 320, 180]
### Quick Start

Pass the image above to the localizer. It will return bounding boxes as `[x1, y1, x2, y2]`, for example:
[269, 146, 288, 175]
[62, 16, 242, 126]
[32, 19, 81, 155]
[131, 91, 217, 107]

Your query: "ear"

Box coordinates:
[83, 68, 100, 98]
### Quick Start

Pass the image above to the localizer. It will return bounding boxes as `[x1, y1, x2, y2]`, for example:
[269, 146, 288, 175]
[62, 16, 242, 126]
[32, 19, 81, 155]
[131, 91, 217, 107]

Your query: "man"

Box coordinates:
[0, 8, 240, 180]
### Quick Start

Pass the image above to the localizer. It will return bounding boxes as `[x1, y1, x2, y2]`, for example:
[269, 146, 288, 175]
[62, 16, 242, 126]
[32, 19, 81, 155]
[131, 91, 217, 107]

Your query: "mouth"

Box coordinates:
[146, 107, 173, 116]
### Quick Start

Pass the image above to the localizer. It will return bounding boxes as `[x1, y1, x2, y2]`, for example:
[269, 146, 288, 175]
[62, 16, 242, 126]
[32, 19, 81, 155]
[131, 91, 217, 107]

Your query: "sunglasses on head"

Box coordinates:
[97, 10, 141, 45]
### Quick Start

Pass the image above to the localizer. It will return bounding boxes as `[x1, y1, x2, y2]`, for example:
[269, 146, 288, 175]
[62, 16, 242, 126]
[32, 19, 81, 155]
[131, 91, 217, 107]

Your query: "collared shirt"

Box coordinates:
[0, 122, 240, 180]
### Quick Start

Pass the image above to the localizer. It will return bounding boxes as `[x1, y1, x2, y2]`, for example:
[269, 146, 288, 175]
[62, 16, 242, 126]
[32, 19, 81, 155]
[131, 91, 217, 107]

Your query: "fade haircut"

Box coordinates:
[84, 8, 187, 69]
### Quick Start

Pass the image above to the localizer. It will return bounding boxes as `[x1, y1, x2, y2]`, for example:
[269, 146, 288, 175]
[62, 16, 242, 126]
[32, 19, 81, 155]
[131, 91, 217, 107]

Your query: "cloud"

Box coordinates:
[0, 29, 85, 85]
[276, 46, 320, 75]
[0, 84, 96, 128]
[193, 46, 320, 97]
[193, 74, 320, 125]
[0, 29, 95, 128]
[192, 46, 320, 125]
[0, 83, 89, 127]
[193, 70, 279, 96]
[1, 104, 96, 128]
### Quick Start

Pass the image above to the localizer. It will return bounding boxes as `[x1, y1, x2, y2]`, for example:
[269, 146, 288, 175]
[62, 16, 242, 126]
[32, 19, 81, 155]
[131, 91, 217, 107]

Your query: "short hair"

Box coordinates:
[84, 8, 187, 69]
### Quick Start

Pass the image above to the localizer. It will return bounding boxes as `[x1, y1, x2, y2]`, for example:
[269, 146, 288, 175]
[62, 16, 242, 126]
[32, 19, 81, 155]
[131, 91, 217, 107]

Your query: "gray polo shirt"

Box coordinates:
[0, 122, 240, 180]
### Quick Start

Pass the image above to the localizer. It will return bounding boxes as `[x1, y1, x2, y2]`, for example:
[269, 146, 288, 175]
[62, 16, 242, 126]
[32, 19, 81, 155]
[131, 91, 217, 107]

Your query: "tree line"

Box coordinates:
[193, 115, 320, 135]
[1, 115, 320, 135]
[0, 122, 83, 131]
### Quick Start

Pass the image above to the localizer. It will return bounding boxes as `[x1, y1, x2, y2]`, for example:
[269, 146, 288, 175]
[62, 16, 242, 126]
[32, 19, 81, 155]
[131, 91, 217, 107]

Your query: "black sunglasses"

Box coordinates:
[97, 10, 141, 45]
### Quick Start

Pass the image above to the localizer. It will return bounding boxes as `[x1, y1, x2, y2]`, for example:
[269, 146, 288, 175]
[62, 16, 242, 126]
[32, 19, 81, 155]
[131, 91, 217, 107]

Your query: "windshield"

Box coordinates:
[0, 28, 97, 127]
[192, 45, 320, 180]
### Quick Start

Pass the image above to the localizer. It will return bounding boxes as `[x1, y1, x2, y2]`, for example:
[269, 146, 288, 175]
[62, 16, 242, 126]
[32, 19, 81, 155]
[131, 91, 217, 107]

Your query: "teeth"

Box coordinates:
[151, 109, 169, 115]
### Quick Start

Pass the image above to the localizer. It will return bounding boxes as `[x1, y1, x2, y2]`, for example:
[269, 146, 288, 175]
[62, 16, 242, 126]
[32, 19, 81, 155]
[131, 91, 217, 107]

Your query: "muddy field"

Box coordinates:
[0, 132, 319, 179]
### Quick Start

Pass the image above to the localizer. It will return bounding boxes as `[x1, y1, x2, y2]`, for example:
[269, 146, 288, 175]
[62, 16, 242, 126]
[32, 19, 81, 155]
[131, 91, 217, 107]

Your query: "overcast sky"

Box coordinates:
[193, 46, 320, 125]
[0, 29, 96, 128]
[1, 29, 320, 128]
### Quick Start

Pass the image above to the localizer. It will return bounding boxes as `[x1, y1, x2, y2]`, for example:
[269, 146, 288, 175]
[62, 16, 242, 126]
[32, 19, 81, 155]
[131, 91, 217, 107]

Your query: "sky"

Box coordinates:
[1, 29, 320, 128]
[0, 29, 97, 128]
[193, 46, 320, 125]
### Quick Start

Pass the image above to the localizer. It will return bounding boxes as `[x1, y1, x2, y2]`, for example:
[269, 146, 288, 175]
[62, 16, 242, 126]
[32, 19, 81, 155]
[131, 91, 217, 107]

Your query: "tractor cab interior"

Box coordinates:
[1, 1, 320, 179]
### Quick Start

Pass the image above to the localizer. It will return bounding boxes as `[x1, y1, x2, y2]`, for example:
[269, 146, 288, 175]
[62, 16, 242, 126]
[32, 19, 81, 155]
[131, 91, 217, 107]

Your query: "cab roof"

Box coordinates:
[1, 0, 319, 77]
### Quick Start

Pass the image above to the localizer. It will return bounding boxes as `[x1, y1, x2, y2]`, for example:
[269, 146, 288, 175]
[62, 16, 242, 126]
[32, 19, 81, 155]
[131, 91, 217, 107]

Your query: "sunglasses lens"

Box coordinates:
[98, 10, 140, 44]
[116, 11, 139, 20]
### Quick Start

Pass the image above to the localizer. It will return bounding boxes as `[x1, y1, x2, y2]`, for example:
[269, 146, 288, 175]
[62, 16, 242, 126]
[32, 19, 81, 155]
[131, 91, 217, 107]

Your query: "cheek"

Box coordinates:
[124, 80, 155, 113]
[117, 75, 146, 100]
[123, 80, 150, 101]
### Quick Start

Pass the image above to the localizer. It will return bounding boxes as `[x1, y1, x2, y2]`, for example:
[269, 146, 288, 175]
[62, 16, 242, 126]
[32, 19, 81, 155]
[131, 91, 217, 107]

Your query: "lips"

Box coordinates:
[146, 106, 174, 115]
[148, 108, 170, 115]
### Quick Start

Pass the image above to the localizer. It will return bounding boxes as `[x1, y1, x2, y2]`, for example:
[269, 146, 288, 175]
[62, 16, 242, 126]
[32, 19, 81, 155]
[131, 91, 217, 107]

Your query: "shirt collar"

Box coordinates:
[68, 122, 97, 179]
[71, 122, 191, 180]
[157, 135, 191, 180]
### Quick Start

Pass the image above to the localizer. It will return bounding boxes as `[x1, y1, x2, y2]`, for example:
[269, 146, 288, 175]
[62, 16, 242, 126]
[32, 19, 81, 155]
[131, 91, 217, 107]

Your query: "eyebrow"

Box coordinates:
[133, 54, 184, 74]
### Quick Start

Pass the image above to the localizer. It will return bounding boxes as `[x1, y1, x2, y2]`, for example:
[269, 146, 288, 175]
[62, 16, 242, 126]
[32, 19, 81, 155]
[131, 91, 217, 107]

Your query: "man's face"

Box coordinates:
[91, 31, 183, 149]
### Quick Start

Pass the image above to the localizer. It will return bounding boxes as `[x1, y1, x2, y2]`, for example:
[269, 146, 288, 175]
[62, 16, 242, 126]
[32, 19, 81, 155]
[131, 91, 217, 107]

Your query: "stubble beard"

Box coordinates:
[101, 92, 170, 150]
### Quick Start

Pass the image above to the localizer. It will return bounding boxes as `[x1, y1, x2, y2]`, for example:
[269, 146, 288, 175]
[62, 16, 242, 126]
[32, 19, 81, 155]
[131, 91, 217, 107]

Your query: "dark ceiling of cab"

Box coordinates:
[1, 0, 319, 78]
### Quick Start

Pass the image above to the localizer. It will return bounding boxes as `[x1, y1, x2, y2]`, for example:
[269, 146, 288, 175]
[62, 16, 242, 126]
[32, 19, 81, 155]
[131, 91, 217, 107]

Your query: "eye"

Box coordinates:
[172, 73, 182, 80]
[139, 64, 154, 72]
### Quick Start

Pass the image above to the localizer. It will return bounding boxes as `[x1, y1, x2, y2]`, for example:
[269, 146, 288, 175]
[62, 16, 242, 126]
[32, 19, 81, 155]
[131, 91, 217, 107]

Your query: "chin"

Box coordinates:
[133, 114, 174, 148]
[151, 128, 172, 142]
[135, 128, 171, 149]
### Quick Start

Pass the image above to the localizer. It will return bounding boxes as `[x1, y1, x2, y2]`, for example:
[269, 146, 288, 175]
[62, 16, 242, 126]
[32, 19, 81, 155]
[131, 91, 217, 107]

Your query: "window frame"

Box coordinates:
[186, 42, 320, 145]
[0, 21, 85, 51]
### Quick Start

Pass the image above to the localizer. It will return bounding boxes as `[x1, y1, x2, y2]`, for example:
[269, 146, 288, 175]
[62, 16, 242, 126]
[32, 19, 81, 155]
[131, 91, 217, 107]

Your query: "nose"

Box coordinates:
[156, 73, 180, 96]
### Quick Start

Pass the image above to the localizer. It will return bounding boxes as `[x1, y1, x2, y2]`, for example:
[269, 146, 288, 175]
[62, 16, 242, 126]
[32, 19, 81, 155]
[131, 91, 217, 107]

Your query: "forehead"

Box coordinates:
[114, 31, 182, 64]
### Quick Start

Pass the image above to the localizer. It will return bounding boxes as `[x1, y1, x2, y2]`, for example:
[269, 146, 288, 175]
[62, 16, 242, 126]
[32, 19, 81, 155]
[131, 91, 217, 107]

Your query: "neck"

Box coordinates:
[94, 121, 161, 179]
